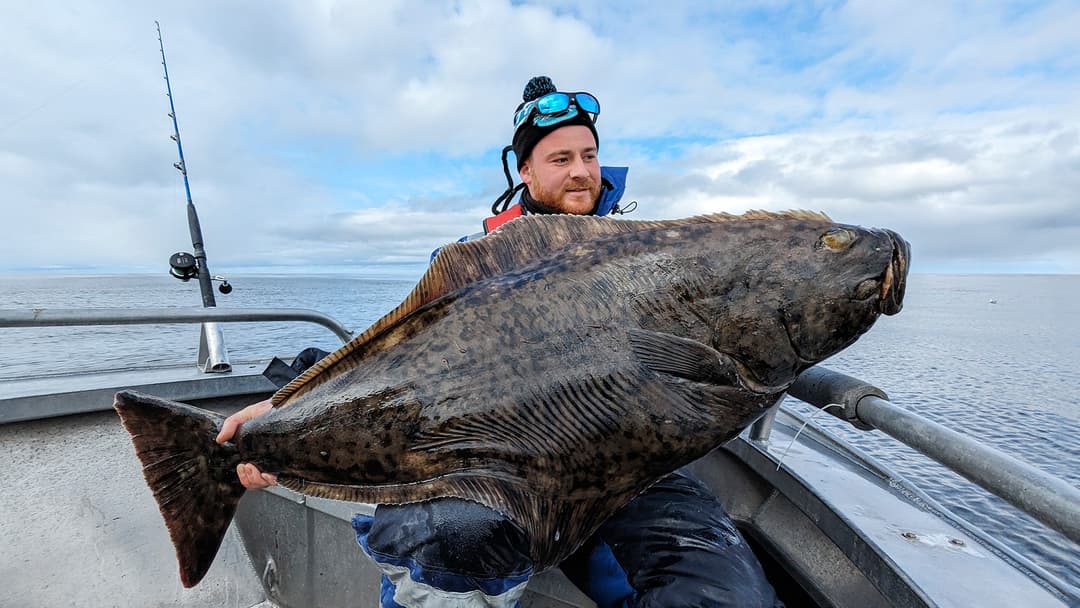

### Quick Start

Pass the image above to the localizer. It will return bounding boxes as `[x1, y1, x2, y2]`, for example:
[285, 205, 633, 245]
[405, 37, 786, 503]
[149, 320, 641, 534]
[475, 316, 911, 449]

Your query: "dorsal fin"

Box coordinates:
[272, 210, 831, 406]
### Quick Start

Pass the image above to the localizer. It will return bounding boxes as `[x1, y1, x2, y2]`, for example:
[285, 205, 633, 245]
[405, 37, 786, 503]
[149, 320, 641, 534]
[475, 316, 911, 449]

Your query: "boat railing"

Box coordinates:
[0, 306, 354, 343]
[766, 366, 1080, 548]
[0, 307, 354, 424]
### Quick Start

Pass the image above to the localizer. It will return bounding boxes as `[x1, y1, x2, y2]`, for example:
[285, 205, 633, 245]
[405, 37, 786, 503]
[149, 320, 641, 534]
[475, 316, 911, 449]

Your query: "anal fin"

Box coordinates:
[275, 472, 530, 525]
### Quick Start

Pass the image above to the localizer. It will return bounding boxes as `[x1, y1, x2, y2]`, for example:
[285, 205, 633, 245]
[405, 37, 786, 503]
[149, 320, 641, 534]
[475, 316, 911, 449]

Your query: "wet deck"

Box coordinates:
[0, 408, 265, 607]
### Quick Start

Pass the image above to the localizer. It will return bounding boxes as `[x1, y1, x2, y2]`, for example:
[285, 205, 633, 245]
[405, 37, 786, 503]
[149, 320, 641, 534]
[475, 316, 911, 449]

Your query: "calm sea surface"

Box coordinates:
[0, 272, 1077, 587]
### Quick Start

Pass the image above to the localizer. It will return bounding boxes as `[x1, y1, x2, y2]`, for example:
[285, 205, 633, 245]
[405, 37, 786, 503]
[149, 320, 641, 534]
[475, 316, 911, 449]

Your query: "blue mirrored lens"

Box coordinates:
[536, 93, 571, 115]
[575, 93, 600, 114]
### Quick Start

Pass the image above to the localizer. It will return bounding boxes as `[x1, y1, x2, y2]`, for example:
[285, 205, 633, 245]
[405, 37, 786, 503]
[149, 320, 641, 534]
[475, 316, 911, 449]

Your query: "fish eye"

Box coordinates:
[819, 228, 857, 251]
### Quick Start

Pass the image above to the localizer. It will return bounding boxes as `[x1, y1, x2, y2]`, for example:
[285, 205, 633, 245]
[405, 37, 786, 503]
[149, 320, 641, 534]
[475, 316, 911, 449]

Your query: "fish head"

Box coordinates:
[709, 216, 910, 393]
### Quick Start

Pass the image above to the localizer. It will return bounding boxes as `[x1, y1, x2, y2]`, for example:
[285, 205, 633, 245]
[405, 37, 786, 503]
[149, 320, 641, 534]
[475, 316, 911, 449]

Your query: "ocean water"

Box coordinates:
[0, 272, 1077, 587]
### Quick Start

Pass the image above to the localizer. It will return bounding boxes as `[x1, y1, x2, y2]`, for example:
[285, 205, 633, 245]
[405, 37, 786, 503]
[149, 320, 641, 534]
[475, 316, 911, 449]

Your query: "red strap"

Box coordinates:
[483, 204, 524, 235]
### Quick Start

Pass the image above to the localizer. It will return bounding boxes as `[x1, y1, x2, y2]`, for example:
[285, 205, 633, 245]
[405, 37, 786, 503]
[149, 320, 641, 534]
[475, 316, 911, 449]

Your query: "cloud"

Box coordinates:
[1, 1, 1078, 275]
[619, 116, 1080, 272]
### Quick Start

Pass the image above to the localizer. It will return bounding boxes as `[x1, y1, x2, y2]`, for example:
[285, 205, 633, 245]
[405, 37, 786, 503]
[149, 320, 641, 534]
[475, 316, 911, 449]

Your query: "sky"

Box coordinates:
[1, 1, 1078, 278]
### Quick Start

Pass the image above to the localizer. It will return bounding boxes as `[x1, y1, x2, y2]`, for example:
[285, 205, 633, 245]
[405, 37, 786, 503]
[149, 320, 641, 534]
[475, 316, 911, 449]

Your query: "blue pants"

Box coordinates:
[353, 469, 783, 608]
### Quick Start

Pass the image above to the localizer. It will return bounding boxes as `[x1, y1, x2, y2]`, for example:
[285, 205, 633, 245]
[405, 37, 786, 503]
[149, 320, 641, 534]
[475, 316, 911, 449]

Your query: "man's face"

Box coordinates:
[520, 125, 601, 215]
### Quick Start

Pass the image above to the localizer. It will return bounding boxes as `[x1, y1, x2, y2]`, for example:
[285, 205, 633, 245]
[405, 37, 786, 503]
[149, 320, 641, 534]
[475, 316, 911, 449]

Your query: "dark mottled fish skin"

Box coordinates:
[114, 211, 909, 587]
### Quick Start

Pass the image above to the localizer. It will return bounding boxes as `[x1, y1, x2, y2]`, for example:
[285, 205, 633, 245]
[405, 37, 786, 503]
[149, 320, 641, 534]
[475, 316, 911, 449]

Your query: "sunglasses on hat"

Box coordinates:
[513, 92, 600, 132]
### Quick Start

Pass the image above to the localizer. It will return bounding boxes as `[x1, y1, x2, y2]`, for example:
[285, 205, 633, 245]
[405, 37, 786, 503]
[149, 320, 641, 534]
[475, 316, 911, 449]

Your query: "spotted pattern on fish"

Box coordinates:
[114, 210, 909, 586]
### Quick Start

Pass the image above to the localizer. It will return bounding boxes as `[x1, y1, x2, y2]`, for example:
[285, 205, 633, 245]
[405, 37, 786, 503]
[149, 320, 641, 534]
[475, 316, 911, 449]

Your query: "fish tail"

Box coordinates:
[113, 390, 246, 588]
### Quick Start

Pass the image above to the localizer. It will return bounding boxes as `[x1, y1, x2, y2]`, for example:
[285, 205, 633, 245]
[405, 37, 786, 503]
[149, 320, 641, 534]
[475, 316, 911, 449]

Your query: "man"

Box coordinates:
[218, 77, 782, 608]
[431, 75, 629, 260]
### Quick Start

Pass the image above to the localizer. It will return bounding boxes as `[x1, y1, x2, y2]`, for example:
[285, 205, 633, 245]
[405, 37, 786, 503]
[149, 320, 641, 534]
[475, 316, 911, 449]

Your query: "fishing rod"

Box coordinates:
[156, 20, 231, 304]
[156, 21, 231, 373]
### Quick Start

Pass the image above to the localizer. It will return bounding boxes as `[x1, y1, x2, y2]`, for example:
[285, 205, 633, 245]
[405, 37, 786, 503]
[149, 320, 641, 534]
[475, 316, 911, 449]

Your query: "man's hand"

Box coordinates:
[217, 398, 278, 489]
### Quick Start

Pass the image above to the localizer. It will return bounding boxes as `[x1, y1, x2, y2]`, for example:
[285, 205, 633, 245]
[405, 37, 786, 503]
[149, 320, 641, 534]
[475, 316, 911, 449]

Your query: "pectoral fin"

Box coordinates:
[627, 328, 740, 387]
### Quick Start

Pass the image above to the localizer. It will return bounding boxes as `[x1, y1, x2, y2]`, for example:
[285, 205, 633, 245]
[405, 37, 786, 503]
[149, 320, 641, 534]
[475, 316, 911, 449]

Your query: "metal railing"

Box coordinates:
[0, 307, 354, 343]
[0, 307, 355, 424]
[786, 366, 1080, 547]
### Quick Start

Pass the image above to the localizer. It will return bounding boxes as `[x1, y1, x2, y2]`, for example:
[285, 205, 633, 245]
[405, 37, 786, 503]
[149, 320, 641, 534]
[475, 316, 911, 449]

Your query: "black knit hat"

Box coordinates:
[511, 76, 599, 170]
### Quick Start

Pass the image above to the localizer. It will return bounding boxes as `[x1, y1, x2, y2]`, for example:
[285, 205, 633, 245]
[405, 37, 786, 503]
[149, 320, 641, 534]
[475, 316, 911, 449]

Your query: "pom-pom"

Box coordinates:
[523, 76, 557, 102]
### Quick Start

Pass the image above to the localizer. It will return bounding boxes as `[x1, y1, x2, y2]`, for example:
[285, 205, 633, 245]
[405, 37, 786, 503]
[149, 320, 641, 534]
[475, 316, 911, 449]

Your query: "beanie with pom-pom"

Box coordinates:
[511, 76, 598, 170]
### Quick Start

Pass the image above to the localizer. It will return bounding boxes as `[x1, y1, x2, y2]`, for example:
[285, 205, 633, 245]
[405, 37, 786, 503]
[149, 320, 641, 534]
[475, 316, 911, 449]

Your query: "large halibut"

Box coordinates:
[114, 210, 910, 587]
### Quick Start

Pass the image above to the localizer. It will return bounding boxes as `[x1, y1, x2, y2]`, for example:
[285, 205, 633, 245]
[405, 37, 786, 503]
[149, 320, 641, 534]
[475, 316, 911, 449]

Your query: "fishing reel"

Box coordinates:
[168, 252, 197, 281]
[168, 252, 232, 294]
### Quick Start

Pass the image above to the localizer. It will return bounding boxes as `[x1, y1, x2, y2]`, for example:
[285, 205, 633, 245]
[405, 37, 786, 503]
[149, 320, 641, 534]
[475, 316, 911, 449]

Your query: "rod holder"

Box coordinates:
[197, 322, 231, 373]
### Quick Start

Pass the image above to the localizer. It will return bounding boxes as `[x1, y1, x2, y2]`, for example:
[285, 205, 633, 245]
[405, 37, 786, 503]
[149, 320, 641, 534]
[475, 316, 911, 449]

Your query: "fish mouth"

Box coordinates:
[878, 229, 909, 316]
